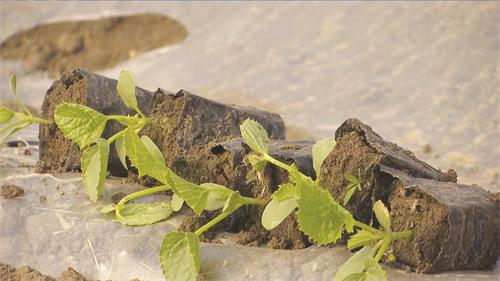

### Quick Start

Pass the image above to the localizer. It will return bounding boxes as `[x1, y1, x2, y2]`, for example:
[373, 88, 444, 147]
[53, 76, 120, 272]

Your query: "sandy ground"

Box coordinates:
[0, 2, 498, 280]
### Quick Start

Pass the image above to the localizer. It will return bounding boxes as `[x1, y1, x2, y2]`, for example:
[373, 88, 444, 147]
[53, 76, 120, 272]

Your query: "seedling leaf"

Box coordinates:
[373, 200, 391, 231]
[343, 258, 386, 281]
[202, 183, 234, 211]
[117, 201, 174, 226]
[0, 106, 14, 124]
[312, 137, 335, 180]
[334, 245, 376, 281]
[114, 136, 128, 169]
[345, 174, 360, 183]
[81, 139, 109, 202]
[55, 103, 108, 148]
[222, 191, 242, 213]
[296, 178, 354, 245]
[262, 197, 297, 230]
[171, 193, 184, 212]
[246, 154, 267, 172]
[240, 119, 269, 155]
[343, 186, 357, 206]
[116, 70, 142, 114]
[347, 230, 379, 250]
[141, 135, 166, 166]
[160, 232, 200, 281]
[167, 171, 209, 215]
[272, 183, 296, 201]
[124, 129, 168, 182]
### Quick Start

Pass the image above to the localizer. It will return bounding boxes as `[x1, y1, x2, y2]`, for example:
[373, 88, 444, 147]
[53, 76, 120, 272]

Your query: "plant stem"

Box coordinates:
[239, 196, 267, 206]
[264, 154, 292, 172]
[106, 115, 137, 126]
[116, 184, 171, 211]
[195, 211, 231, 237]
[353, 220, 380, 234]
[390, 230, 412, 241]
[0, 120, 25, 135]
[107, 130, 125, 144]
[374, 235, 391, 262]
[29, 116, 50, 124]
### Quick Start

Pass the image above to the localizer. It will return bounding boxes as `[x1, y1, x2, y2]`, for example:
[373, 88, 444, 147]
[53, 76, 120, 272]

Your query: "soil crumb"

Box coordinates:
[0, 263, 92, 281]
[111, 192, 127, 204]
[0, 13, 188, 77]
[1, 184, 24, 199]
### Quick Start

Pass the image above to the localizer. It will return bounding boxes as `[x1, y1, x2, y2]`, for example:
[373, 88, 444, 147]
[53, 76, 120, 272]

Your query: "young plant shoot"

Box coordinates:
[343, 170, 363, 206]
[5, 70, 414, 281]
[0, 75, 50, 146]
[240, 119, 412, 281]
[54, 70, 152, 203]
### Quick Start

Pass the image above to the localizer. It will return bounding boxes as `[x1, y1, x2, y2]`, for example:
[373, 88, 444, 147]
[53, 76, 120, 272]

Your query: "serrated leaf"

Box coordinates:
[343, 186, 357, 206]
[171, 193, 184, 212]
[312, 137, 335, 180]
[124, 129, 168, 182]
[81, 139, 109, 202]
[202, 183, 234, 211]
[335, 245, 376, 281]
[345, 174, 360, 184]
[0, 106, 14, 124]
[373, 200, 391, 231]
[116, 201, 173, 226]
[296, 178, 354, 245]
[160, 232, 200, 281]
[347, 230, 379, 250]
[240, 119, 269, 154]
[167, 171, 209, 215]
[100, 204, 116, 214]
[246, 154, 267, 172]
[116, 70, 141, 114]
[55, 103, 108, 148]
[262, 197, 297, 230]
[114, 136, 128, 169]
[141, 135, 165, 166]
[272, 183, 296, 201]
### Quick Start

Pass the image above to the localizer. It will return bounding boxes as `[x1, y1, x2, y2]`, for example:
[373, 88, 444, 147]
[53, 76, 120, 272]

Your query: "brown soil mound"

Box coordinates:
[0, 263, 90, 281]
[1, 184, 24, 199]
[0, 13, 187, 77]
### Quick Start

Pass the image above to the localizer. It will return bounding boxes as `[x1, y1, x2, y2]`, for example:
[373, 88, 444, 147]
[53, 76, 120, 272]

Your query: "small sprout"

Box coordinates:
[343, 170, 363, 206]
[311, 137, 336, 182]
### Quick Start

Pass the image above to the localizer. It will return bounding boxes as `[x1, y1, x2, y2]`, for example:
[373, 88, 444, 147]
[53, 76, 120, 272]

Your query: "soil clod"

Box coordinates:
[0, 14, 188, 77]
[1, 184, 24, 199]
[320, 118, 457, 223]
[383, 166, 499, 272]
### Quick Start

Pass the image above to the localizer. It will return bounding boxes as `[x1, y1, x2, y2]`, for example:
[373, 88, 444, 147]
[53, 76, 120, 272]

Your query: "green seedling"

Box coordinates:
[55, 70, 152, 203]
[240, 119, 412, 281]
[99, 115, 267, 281]
[0, 75, 50, 146]
[343, 169, 363, 206]
[6, 69, 413, 281]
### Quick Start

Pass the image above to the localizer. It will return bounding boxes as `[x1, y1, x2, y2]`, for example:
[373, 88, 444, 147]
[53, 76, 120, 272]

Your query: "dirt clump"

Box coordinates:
[320, 118, 457, 223]
[179, 138, 314, 249]
[38, 69, 285, 177]
[1, 184, 24, 199]
[384, 166, 498, 272]
[0, 263, 92, 281]
[0, 13, 188, 77]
